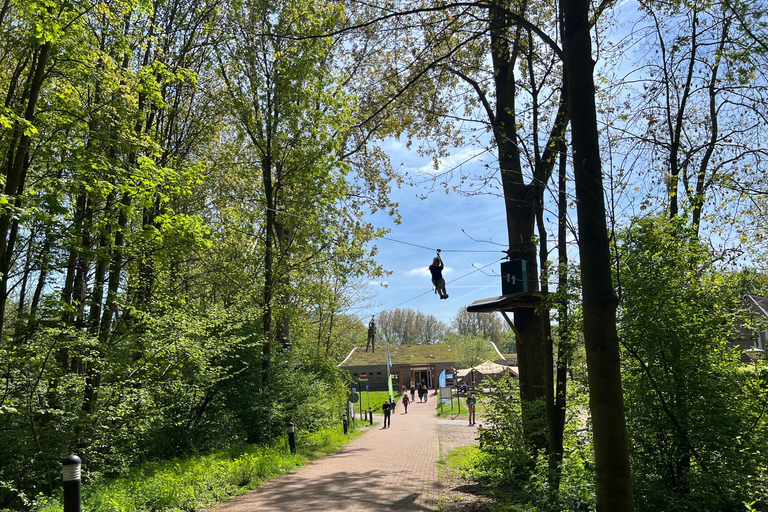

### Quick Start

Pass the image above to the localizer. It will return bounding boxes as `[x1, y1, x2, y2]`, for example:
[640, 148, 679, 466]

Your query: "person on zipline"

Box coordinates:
[429, 251, 449, 300]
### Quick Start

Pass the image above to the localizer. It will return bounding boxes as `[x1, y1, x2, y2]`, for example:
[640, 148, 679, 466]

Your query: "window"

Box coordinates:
[758, 329, 768, 350]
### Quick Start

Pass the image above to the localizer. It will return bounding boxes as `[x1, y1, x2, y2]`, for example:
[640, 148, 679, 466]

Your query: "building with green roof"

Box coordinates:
[338, 342, 514, 392]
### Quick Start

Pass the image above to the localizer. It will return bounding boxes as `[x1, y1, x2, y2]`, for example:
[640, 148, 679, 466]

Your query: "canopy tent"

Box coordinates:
[456, 368, 472, 378]
[473, 360, 508, 375]
[456, 360, 518, 384]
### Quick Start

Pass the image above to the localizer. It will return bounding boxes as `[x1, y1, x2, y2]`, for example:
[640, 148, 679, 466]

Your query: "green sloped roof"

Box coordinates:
[340, 343, 458, 366]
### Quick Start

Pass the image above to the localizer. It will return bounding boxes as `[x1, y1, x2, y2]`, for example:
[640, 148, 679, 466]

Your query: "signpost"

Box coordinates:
[439, 386, 452, 414]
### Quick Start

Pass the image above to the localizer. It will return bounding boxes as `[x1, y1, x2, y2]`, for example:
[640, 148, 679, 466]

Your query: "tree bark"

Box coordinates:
[554, 147, 569, 460]
[561, 1, 634, 510]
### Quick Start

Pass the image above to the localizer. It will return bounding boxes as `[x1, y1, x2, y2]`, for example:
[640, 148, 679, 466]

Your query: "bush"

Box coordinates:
[466, 376, 596, 512]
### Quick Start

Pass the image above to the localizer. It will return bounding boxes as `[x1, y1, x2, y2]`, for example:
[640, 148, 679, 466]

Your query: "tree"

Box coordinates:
[304, 275, 376, 360]
[607, 0, 768, 239]
[617, 215, 767, 511]
[215, 0, 387, 383]
[345, 0, 569, 454]
[452, 333, 497, 369]
[0, 0, 397, 505]
[561, 0, 634, 508]
[450, 306, 510, 348]
[375, 308, 448, 346]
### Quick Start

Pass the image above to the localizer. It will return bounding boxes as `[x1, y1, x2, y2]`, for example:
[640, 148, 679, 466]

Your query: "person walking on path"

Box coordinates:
[418, 385, 424, 403]
[402, 392, 410, 414]
[467, 392, 476, 426]
[382, 399, 392, 428]
[422, 383, 428, 403]
[410, 385, 416, 402]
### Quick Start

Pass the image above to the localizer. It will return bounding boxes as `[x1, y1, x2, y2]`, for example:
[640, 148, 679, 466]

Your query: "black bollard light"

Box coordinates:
[342, 412, 348, 434]
[62, 454, 82, 512]
[368, 407, 373, 426]
[287, 422, 296, 454]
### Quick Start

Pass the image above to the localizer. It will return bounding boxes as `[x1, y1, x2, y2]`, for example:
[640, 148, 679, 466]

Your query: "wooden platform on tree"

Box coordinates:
[465, 291, 543, 313]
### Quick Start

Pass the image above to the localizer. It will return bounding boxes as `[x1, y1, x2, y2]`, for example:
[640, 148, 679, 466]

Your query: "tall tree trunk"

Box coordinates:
[99, 192, 131, 343]
[262, 155, 275, 385]
[554, 146, 569, 458]
[28, 234, 54, 330]
[536, 183, 560, 468]
[561, 2, 634, 510]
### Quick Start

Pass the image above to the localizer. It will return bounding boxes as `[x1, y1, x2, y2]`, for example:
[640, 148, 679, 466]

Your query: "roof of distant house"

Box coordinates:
[339, 342, 516, 367]
[340, 343, 470, 367]
[746, 295, 768, 318]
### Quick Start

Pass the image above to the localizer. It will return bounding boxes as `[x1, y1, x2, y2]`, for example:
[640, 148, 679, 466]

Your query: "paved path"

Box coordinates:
[212, 396, 472, 512]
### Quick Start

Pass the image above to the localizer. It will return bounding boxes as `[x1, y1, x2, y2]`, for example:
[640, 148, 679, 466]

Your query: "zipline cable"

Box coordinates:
[379, 235, 503, 253]
[263, 207, 506, 254]
[377, 256, 506, 314]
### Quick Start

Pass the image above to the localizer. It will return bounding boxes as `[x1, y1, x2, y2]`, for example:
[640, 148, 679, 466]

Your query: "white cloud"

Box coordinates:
[411, 146, 491, 176]
[405, 267, 430, 277]
[405, 266, 452, 277]
[368, 279, 389, 287]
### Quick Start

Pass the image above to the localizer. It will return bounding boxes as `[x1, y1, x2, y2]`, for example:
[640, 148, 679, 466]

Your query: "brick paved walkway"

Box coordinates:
[212, 396, 451, 512]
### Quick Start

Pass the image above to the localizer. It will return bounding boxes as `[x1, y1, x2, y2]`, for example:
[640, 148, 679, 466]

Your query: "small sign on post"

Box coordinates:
[439, 386, 452, 414]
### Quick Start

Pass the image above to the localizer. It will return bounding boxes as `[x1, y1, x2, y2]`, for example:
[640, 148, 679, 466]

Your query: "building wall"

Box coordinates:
[344, 362, 457, 392]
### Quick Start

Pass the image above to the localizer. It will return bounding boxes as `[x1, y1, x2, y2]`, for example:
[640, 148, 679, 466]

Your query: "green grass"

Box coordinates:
[32, 426, 364, 512]
[436, 395, 486, 420]
[354, 390, 403, 412]
[446, 445, 480, 467]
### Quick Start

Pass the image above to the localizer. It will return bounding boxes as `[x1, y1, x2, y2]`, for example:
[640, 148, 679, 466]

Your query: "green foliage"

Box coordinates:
[451, 334, 498, 369]
[0, 0, 392, 508]
[0, 302, 351, 508]
[464, 376, 596, 512]
[450, 308, 511, 349]
[617, 215, 768, 511]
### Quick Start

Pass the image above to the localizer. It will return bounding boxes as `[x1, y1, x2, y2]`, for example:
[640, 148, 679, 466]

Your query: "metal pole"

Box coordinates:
[343, 412, 348, 434]
[287, 422, 296, 454]
[62, 455, 81, 512]
[368, 407, 373, 426]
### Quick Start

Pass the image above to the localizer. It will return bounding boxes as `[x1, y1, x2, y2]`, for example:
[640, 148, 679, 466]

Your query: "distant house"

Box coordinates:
[338, 341, 515, 391]
[736, 295, 768, 362]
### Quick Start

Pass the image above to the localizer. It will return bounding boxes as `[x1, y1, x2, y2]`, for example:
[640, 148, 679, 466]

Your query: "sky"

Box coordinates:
[356, 139, 511, 326]
[352, 2, 643, 328]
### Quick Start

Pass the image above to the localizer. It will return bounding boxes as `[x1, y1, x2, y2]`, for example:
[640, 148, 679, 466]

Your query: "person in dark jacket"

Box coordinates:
[382, 399, 392, 428]
[429, 252, 449, 299]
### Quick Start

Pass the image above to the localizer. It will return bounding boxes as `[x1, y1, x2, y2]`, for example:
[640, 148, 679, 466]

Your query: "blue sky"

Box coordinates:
[357, 140, 511, 326]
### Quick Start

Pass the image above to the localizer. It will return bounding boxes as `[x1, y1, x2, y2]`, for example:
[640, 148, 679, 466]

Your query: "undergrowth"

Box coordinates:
[29, 426, 361, 512]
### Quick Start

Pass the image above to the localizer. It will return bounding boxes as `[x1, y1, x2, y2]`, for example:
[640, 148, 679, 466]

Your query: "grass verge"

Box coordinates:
[32, 426, 364, 512]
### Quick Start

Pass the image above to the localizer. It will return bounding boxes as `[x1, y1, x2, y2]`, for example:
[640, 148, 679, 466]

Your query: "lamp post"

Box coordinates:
[62, 455, 81, 512]
[287, 422, 296, 454]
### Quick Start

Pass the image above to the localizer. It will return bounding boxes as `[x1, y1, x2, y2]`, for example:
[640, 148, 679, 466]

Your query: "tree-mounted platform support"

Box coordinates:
[466, 290, 542, 345]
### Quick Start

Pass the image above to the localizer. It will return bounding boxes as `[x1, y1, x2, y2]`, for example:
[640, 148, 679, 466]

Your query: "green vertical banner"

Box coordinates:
[388, 374, 394, 399]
